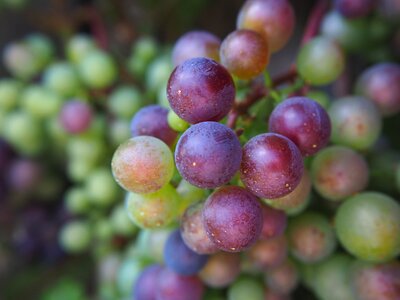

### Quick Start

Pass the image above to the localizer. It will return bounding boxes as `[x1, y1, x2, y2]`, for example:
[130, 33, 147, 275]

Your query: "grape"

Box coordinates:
[180, 202, 218, 255]
[199, 252, 241, 288]
[111, 136, 174, 194]
[125, 184, 180, 229]
[172, 30, 221, 66]
[65, 187, 90, 215]
[311, 146, 369, 201]
[268, 97, 331, 156]
[145, 55, 173, 94]
[25, 33, 54, 69]
[356, 63, 400, 116]
[21, 85, 63, 119]
[335, 0, 376, 18]
[259, 204, 287, 240]
[228, 276, 265, 300]
[163, 229, 208, 275]
[203, 186, 263, 252]
[84, 168, 119, 207]
[167, 110, 189, 132]
[335, 192, 400, 262]
[8, 159, 42, 192]
[59, 220, 91, 254]
[263, 169, 311, 212]
[264, 259, 299, 294]
[78, 50, 117, 89]
[237, 0, 295, 53]
[116, 258, 147, 296]
[108, 119, 131, 146]
[297, 37, 345, 86]
[2, 42, 39, 80]
[59, 100, 93, 134]
[329, 96, 382, 150]
[66, 34, 96, 64]
[135, 228, 172, 263]
[350, 260, 400, 300]
[0, 79, 21, 111]
[167, 57, 235, 124]
[287, 212, 336, 263]
[175, 122, 242, 189]
[312, 254, 355, 300]
[133, 264, 163, 300]
[43, 62, 81, 98]
[264, 290, 291, 300]
[240, 133, 304, 199]
[247, 235, 287, 270]
[128, 36, 158, 76]
[220, 29, 269, 80]
[176, 179, 208, 214]
[130, 105, 178, 147]
[110, 204, 137, 236]
[156, 268, 204, 300]
[107, 85, 142, 119]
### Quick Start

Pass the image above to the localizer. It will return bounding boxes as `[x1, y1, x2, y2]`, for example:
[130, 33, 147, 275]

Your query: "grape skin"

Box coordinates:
[247, 235, 288, 270]
[59, 100, 93, 134]
[260, 204, 287, 240]
[133, 264, 163, 300]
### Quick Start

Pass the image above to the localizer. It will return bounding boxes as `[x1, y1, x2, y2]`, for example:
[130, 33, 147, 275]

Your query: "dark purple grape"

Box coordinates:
[356, 63, 400, 116]
[156, 268, 204, 300]
[164, 230, 208, 276]
[134, 264, 163, 300]
[247, 235, 287, 270]
[172, 31, 221, 66]
[180, 202, 218, 255]
[175, 122, 242, 189]
[167, 57, 235, 124]
[8, 159, 42, 192]
[203, 186, 263, 252]
[240, 133, 304, 199]
[335, 0, 376, 18]
[260, 204, 287, 240]
[269, 97, 331, 156]
[130, 105, 178, 147]
[59, 100, 93, 134]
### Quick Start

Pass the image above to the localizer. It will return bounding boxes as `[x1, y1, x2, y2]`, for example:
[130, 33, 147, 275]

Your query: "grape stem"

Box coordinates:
[86, 5, 109, 49]
[301, 0, 330, 46]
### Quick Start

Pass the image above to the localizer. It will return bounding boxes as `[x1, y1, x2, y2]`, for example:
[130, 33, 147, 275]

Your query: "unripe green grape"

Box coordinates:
[67, 157, 96, 182]
[45, 117, 69, 149]
[107, 86, 142, 119]
[134, 228, 172, 263]
[0, 79, 22, 111]
[21, 85, 63, 118]
[157, 84, 170, 108]
[108, 119, 131, 147]
[116, 258, 146, 297]
[176, 179, 208, 214]
[125, 184, 180, 229]
[25, 33, 54, 69]
[66, 35, 97, 64]
[78, 50, 117, 89]
[145, 56, 173, 95]
[110, 204, 137, 236]
[228, 276, 265, 300]
[128, 37, 158, 76]
[94, 219, 114, 242]
[43, 62, 81, 98]
[297, 36, 345, 86]
[65, 187, 91, 215]
[306, 90, 331, 109]
[67, 136, 105, 166]
[167, 110, 189, 132]
[85, 168, 119, 207]
[2, 42, 40, 80]
[59, 220, 91, 253]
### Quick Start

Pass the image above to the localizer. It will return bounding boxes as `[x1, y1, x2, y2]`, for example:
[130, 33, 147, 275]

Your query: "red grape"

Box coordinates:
[59, 100, 93, 134]
[247, 235, 287, 270]
[134, 264, 163, 300]
[260, 204, 287, 240]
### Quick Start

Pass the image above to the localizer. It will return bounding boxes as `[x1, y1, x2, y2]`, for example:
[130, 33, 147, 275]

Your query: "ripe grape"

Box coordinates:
[111, 136, 174, 194]
[260, 204, 287, 240]
[335, 0, 376, 18]
[247, 235, 287, 270]
[297, 36, 345, 86]
[240, 133, 304, 199]
[167, 57, 235, 124]
[329, 96, 382, 150]
[163, 229, 208, 276]
[172, 30, 221, 66]
[237, 0, 295, 53]
[125, 184, 180, 229]
[220, 29, 269, 79]
[264, 259, 299, 294]
[228, 276, 265, 300]
[175, 122, 242, 189]
[356, 63, 400, 116]
[59, 100, 93, 134]
[133, 264, 163, 300]
[180, 202, 218, 255]
[268, 97, 331, 156]
[335, 192, 400, 262]
[130, 105, 178, 147]
[287, 212, 336, 263]
[199, 252, 241, 288]
[8, 159, 42, 192]
[311, 146, 369, 201]
[156, 268, 204, 300]
[203, 186, 263, 252]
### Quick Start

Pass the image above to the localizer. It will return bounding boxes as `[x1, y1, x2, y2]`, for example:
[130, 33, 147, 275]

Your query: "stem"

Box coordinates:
[301, 0, 330, 45]
[86, 6, 109, 49]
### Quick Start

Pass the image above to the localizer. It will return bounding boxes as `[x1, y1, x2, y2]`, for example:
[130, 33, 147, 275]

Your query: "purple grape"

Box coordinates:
[8, 159, 42, 192]
[203, 186, 263, 252]
[335, 0, 376, 18]
[134, 264, 163, 300]
[167, 57, 235, 124]
[260, 204, 287, 240]
[269, 97, 331, 156]
[59, 100, 93, 134]
[247, 235, 288, 270]
[180, 201, 218, 255]
[130, 105, 178, 147]
[265, 259, 299, 294]
[164, 230, 208, 276]
[156, 268, 204, 300]
[175, 122, 242, 189]
[240, 133, 304, 199]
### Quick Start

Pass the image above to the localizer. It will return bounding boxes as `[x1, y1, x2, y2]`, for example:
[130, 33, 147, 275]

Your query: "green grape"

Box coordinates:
[134, 228, 172, 263]
[85, 168, 119, 207]
[125, 184, 180, 229]
[78, 50, 117, 89]
[297, 36, 345, 86]
[157, 84, 170, 108]
[0, 79, 22, 111]
[306, 90, 331, 109]
[67, 136, 105, 166]
[21, 85, 63, 118]
[116, 258, 147, 297]
[228, 276, 265, 300]
[2, 42, 40, 80]
[107, 85, 142, 119]
[145, 56, 173, 95]
[67, 157, 97, 182]
[94, 219, 114, 242]
[176, 179, 208, 214]
[59, 220, 92, 253]
[43, 62, 81, 98]
[110, 204, 137, 236]
[167, 110, 189, 132]
[66, 34, 97, 64]
[45, 117, 69, 150]
[25, 33, 54, 69]
[65, 187, 91, 214]
[128, 36, 158, 76]
[108, 119, 131, 147]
